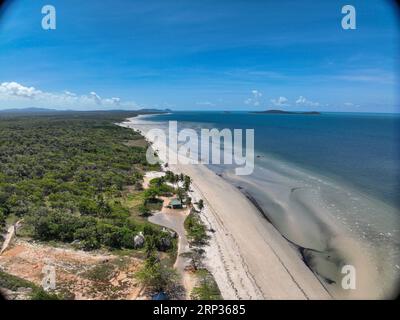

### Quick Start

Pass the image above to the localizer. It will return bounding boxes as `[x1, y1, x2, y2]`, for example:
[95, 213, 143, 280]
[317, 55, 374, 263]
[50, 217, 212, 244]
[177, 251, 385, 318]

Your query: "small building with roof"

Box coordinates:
[167, 198, 183, 209]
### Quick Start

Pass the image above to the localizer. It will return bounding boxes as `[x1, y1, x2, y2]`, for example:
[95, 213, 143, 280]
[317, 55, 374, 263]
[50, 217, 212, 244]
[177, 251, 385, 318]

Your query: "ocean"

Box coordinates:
[129, 111, 400, 298]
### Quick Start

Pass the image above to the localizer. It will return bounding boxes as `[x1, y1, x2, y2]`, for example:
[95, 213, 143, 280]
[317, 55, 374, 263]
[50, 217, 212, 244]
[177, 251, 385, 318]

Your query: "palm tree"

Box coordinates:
[184, 175, 191, 191]
[176, 187, 185, 202]
[198, 199, 204, 211]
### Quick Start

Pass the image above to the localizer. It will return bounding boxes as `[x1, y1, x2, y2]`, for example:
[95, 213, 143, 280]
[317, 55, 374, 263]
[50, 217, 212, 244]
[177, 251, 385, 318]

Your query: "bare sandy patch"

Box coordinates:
[0, 240, 146, 300]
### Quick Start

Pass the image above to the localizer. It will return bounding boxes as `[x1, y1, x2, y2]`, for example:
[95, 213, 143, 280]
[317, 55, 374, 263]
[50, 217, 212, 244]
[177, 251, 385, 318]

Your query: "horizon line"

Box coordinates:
[0, 107, 399, 115]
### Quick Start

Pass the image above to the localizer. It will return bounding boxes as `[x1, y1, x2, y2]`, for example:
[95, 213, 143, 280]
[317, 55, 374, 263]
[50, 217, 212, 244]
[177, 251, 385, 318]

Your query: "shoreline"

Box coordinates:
[120, 116, 331, 300]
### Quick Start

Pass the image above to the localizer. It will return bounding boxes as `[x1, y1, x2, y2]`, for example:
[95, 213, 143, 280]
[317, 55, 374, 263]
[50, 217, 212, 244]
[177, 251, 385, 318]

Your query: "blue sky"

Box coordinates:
[0, 0, 398, 112]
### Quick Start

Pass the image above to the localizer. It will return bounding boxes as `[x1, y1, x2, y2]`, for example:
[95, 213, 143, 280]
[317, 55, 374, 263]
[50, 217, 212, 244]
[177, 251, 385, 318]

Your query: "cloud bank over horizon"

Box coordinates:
[0, 81, 140, 110]
[0, 81, 376, 112]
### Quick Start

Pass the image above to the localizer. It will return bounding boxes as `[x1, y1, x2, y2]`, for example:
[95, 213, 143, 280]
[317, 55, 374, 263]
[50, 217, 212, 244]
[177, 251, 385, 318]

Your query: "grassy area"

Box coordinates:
[5, 214, 18, 226]
[83, 256, 134, 283]
[146, 199, 164, 212]
[123, 137, 149, 148]
[123, 191, 162, 219]
[0, 270, 59, 300]
[123, 191, 151, 223]
[84, 262, 116, 282]
[191, 269, 222, 300]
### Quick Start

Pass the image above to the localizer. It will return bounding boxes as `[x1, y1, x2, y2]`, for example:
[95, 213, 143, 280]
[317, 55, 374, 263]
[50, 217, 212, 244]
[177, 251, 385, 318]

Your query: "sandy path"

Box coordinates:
[1, 220, 22, 255]
[142, 171, 165, 189]
[142, 173, 195, 299]
[148, 205, 194, 299]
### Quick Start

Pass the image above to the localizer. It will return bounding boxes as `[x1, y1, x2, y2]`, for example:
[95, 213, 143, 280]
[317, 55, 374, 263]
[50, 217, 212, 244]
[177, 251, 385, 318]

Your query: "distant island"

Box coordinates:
[250, 109, 321, 115]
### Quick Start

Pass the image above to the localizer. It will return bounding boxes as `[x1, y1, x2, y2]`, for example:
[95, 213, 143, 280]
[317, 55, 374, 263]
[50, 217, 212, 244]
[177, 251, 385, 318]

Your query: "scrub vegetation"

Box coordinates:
[0, 112, 170, 251]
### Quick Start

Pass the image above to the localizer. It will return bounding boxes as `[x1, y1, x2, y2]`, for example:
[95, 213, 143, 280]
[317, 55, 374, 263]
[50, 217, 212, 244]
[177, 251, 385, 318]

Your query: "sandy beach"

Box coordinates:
[120, 117, 331, 300]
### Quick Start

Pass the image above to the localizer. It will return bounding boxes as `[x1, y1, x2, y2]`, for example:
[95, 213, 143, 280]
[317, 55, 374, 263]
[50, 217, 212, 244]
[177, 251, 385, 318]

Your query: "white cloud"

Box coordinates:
[270, 96, 289, 107]
[245, 90, 262, 106]
[89, 91, 102, 105]
[0, 82, 42, 99]
[64, 90, 76, 97]
[295, 96, 320, 107]
[0, 81, 139, 110]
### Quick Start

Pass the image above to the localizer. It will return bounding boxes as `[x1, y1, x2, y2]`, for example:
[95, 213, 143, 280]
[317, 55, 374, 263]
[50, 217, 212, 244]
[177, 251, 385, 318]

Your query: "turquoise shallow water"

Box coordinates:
[134, 111, 400, 298]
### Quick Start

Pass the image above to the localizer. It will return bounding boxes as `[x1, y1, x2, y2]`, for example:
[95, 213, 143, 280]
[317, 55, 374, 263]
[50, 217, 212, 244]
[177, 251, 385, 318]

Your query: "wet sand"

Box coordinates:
[175, 163, 331, 299]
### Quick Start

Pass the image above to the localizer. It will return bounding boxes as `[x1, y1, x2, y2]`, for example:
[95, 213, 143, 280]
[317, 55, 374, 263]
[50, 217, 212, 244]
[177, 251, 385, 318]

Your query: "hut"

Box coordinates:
[167, 198, 183, 209]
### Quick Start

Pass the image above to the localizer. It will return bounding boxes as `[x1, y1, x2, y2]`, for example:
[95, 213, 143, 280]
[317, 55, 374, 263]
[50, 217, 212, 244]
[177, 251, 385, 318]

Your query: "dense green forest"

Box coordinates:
[0, 111, 168, 251]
